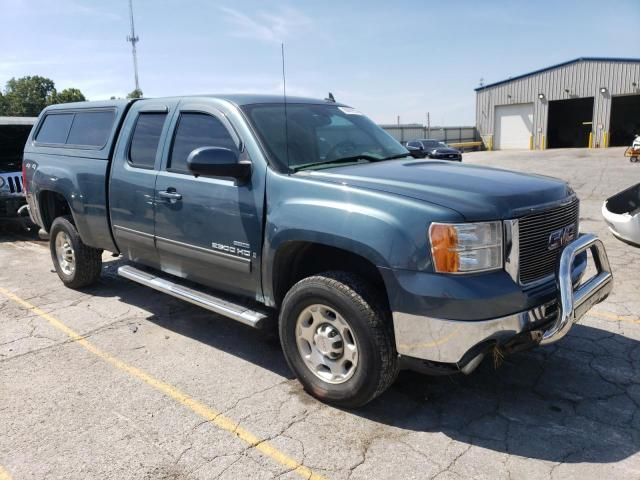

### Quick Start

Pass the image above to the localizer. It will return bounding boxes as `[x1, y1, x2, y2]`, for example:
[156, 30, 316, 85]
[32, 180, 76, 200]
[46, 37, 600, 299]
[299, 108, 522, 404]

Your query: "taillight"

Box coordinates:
[22, 162, 27, 194]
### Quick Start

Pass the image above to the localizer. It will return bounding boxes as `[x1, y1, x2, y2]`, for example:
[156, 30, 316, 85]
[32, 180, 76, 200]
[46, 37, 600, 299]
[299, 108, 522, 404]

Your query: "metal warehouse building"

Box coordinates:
[475, 57, 640, 150]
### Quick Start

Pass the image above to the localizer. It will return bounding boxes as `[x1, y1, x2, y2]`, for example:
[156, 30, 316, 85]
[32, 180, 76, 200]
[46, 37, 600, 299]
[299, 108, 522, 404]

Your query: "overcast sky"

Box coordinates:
[1, 0, 639, 125]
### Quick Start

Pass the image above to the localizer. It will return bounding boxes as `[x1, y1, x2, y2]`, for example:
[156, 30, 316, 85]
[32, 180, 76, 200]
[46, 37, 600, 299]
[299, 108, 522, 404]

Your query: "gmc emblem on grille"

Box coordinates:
[548, 224, 576, 251]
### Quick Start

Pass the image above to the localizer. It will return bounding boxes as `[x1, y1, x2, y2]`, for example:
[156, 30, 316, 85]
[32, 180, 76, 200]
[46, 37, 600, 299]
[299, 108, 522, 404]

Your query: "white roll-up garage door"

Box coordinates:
[494, 103, 533, 149]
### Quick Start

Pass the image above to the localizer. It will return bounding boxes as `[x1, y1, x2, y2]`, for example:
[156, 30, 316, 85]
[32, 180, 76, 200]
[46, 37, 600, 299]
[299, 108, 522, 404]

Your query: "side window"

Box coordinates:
[35, 113, 74, 144]
[67, 110, 115, 147]
[129, 113, 167, 169]
[407, 141, 418, 148]
[66, 110, 115, 147]
[169, 112, 238, 172]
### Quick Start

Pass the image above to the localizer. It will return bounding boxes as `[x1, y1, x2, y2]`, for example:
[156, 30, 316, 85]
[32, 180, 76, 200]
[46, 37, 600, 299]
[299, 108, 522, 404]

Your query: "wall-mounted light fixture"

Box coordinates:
[600, 87, 607, 94]
[564, 88, 570, 94]
[507, 94, 512, 99]
[538, 93, 545, 100]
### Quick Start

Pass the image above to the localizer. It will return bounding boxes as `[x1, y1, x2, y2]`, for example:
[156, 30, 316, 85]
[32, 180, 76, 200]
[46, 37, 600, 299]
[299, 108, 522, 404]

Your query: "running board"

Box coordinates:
[117, 265, 268, 328]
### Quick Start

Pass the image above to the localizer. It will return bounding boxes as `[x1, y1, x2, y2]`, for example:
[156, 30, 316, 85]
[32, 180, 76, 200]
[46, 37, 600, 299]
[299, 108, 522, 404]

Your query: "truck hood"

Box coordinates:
[301, 159, 573, 221]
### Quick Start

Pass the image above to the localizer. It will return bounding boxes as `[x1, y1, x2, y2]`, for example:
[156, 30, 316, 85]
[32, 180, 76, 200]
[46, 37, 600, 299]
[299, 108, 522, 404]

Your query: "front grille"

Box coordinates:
[9, 175, 22, 193]
[518, 199, 579, 284]
[2, 175, 23, 194]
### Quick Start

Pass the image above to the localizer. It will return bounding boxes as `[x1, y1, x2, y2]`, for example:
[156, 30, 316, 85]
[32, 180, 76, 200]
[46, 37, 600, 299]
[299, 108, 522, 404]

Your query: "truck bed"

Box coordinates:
[22, 100, 135, 252]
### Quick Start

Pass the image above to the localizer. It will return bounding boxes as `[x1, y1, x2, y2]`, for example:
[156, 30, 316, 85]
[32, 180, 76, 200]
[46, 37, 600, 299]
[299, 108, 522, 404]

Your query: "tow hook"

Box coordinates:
[492, 330, 544, 367]
[17, 204, 29, 217]
[502, 330, 544, 355]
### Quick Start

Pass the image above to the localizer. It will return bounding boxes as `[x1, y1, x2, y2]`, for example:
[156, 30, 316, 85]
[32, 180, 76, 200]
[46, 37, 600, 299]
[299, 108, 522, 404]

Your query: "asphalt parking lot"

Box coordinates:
[1, 147, 639, 480]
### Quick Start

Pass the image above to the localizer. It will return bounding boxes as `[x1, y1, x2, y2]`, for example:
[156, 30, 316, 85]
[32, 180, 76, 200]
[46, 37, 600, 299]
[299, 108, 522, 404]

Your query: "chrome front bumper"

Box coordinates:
[393, 234, 613, 366]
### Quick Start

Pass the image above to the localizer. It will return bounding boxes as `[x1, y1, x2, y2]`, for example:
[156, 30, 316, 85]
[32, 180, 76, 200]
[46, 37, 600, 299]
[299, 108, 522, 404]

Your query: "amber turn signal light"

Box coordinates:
[429, 224, 459, 273]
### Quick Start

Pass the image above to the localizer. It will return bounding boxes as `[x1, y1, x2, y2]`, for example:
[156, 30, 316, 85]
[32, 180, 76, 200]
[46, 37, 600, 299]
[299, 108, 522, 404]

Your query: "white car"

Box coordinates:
[602, 183, 640, 247]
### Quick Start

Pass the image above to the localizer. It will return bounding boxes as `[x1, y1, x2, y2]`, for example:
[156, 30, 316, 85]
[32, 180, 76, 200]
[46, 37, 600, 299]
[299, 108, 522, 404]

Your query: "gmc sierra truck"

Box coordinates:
[23, 95, 613, 407]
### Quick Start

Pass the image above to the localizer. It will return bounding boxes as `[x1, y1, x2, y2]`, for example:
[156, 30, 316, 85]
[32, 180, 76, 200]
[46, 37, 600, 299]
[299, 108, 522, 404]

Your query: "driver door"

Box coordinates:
[153, 101, 263, 298]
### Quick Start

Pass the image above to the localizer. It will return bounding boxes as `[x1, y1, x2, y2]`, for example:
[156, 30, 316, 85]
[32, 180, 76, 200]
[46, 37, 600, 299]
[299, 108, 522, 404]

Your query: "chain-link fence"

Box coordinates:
[380, 124, 481, 149]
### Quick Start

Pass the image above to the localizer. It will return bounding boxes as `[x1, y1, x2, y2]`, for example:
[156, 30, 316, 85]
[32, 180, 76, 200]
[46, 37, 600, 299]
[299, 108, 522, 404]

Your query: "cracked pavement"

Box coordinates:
[1, 147, 639, 479]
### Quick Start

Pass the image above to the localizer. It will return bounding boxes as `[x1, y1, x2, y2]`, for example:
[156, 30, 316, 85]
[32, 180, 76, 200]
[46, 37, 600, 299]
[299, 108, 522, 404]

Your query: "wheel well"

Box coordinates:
[39, 191, 72, 231]
[272, 242, 388, 308]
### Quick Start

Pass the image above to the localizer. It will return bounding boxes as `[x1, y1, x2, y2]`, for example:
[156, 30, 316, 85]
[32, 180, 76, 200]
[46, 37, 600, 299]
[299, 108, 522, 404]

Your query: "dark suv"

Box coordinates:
[1, 117, 36, 219]
[407, 139, 462, 161]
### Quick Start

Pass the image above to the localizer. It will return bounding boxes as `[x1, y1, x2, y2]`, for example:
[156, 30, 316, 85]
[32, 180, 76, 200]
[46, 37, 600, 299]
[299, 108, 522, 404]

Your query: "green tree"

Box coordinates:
[0, 76, 88, 116]
[53, 88, 86, 104]
[1, 76, 57, 116]
[127, 88, 143, 99]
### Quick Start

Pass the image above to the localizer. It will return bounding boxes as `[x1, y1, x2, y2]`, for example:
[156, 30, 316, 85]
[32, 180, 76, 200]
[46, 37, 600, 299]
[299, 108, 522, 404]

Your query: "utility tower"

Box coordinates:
[126, 0, 141, 92]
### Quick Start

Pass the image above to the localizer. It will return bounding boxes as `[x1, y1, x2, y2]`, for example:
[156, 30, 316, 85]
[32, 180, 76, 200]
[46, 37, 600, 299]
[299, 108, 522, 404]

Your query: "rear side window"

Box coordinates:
[169, 113, 238, 172]
[129, 113, 167, 169]
[35, 109, 115, 147]
[35, 113, 74, 144]
[66, 110, 115, 147]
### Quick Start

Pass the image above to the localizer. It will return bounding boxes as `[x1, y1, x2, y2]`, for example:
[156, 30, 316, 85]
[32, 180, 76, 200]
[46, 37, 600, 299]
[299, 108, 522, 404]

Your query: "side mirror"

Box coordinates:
[187, 146, 251, 180]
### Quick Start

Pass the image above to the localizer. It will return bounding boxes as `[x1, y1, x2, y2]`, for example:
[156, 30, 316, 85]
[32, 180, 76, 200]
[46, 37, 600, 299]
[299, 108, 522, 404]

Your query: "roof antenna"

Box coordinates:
[281, 43, 290, 170]
[325, 92, 336, 102]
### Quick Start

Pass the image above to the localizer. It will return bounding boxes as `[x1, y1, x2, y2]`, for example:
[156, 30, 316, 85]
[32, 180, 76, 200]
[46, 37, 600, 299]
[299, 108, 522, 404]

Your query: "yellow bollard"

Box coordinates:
[602, 131, 609, 148]
[588, 132, 593, 148]
[541, 135, 546, 150]
[529, 135, 533, 150]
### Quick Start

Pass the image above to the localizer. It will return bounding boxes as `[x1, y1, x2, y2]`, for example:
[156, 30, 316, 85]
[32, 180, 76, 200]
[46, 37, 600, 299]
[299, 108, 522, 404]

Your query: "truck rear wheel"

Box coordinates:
[49, 215, 102, 289]
[279, 271, 398, 408]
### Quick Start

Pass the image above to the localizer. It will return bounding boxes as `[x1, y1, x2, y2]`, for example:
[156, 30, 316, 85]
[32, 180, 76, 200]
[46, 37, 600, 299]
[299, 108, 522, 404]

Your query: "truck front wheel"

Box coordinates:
[279, 271, 398, 408]
[49, 215, 102, 289]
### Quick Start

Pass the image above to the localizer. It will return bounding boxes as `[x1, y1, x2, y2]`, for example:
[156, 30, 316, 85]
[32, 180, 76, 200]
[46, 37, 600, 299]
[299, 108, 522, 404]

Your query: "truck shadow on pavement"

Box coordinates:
[362, 325, 640, 464]
[92, 259, 294, 379]
[92, 259, 639, 465]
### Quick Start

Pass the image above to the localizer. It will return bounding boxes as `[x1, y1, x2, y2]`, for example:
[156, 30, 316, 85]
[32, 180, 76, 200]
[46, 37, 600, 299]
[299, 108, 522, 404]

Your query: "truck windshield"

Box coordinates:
[242, 103, 409, 171]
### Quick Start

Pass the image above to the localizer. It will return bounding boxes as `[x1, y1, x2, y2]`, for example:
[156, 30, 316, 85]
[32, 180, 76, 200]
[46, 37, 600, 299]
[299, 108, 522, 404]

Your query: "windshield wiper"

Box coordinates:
[293, 153, 411, 172]
[293, 155, 380, 172]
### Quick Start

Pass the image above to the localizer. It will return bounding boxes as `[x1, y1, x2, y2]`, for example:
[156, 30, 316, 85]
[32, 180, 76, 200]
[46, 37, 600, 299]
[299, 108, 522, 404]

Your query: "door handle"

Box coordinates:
[158, 190, 182, 201]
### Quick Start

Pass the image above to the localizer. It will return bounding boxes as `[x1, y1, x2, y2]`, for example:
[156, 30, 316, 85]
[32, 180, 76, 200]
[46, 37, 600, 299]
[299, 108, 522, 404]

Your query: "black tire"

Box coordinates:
[279, 271, 398, 408]
[49, 215, 102, 288]
[631, 157, 638, 163]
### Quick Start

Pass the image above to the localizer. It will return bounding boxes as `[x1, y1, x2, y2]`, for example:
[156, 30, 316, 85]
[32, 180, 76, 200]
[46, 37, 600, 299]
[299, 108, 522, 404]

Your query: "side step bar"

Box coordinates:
[117, 265, 269, 328]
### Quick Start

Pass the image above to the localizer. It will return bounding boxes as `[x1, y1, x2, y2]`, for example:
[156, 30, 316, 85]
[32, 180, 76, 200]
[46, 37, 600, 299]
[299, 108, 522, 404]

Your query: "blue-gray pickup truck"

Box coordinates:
[23, 95, 613, 407]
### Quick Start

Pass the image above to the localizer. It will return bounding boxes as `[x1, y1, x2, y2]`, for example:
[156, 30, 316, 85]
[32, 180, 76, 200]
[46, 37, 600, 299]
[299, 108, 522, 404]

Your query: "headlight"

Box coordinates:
[429, 221, 503, 273]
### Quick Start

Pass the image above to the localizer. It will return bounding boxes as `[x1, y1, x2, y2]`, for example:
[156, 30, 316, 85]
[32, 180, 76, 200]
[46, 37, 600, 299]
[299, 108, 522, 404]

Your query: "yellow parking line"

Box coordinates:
[0, 287, 326, 480]
[0, 465, 12, 480]
[590, 310, 640, 325]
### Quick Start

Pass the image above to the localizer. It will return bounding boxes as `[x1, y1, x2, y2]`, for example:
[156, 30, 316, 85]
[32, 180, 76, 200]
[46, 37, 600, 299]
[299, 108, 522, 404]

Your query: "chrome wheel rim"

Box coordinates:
[55, 231, 75, 276]
[295, 304, 359, 384]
